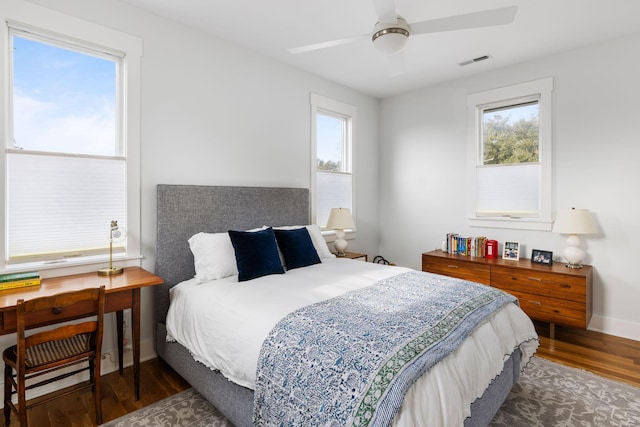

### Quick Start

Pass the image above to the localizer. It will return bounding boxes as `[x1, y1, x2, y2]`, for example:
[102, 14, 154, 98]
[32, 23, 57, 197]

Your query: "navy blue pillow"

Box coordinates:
[274, 228, 321, 270]
[228, 227, 285, 282]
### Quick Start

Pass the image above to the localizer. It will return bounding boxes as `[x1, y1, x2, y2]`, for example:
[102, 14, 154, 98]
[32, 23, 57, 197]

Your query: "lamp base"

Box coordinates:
[98, 266, 124, 276]
[563, 234, 586, 270]
[334, 230, 348, 256]
[564, 262, 583, 269]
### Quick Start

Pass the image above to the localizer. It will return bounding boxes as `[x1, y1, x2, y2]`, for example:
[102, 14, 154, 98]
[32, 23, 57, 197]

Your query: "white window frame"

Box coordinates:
[310, 93, 356, 236]
[1, 1, 142, 276]
[467, 77, 553, 231]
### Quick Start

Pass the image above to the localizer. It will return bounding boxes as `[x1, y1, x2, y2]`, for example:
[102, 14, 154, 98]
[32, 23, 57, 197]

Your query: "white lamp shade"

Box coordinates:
[552, 208, 596, 235]
[326, 208, 355, 230]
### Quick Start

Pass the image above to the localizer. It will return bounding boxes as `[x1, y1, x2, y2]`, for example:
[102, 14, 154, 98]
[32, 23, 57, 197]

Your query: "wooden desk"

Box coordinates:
[0, 267, 163, 400]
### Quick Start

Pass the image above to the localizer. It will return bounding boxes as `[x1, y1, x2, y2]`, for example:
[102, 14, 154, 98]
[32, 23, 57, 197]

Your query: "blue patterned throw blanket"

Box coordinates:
[253, 271, 517, 426]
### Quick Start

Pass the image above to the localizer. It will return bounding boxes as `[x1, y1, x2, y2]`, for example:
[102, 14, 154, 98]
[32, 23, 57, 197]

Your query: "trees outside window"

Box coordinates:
[467, 78, 553, 231]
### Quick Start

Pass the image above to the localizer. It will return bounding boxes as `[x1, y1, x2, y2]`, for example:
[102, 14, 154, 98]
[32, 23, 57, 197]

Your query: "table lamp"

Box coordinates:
[552, 208, 596, 268]
[98, 220, 127, 276]
[326, 208, 355, 256]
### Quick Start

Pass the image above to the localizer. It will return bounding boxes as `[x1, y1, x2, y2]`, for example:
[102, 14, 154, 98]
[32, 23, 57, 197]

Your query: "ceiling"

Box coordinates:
[120, 0, 640, 99]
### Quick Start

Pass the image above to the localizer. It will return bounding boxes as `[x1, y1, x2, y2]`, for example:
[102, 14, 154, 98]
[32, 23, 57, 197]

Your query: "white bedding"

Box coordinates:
[166, 258, 538, 425]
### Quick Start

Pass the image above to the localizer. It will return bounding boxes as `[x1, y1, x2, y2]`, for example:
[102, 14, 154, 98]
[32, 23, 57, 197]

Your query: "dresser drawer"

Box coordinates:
[506, 290, 587, 328]
[491, 266, 586, 303]
[422, 250, 592, 331]
[422, 256, 491, 285]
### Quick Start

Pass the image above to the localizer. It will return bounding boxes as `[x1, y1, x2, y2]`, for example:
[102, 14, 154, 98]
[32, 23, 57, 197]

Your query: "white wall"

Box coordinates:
[379, 32, 640, 341]
[6, 1, 639, 380]
[11, 0, 381, 367]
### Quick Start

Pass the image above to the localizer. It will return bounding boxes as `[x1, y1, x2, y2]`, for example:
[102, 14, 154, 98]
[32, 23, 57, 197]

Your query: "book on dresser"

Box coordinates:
[0, 271, 41, 291]
[421, 250, 592, 335]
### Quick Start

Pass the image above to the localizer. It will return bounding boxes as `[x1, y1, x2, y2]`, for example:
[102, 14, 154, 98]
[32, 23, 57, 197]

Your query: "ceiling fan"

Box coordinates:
[287, 0, 518, 75]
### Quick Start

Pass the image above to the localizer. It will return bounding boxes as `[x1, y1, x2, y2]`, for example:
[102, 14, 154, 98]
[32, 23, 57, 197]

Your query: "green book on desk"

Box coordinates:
[0, 271, 40, 283]
[0, 272, 41, 290]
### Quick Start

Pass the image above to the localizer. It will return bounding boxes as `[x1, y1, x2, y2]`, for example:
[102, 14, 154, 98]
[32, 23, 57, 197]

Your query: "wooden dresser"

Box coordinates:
[422, 250, 592, 336]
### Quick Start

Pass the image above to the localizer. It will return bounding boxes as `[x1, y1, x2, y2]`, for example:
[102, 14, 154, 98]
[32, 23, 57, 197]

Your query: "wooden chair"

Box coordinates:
[3, 286, 105, 426]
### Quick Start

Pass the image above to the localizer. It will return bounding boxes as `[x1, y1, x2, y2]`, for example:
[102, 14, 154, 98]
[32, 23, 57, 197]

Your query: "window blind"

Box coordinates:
[316, 171, 352, 227]
[7, 151, 126, 264]
[476, 163, 540, 218]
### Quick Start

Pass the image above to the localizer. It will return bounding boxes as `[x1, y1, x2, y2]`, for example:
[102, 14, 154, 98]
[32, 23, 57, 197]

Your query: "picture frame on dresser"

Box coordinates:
[531, 249, 553, 265]
[502, 241, 520, 261]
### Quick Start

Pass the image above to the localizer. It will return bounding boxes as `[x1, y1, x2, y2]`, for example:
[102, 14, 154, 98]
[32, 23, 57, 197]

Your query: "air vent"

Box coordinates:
[459, 55, 491, 67]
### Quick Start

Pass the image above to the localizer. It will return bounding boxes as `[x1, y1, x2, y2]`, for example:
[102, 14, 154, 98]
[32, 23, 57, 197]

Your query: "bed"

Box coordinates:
[154, 184, 538, 426]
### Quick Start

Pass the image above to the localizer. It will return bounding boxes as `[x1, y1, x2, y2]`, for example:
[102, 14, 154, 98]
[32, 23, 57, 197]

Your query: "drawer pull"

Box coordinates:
[447, 265, 459, 269]
[526, 300, 541, 305]
[52, 307, 63, 315]
[527, 277, 542, 282]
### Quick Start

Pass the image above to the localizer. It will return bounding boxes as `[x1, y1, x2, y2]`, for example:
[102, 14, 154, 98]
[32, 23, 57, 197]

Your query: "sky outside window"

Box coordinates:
[12, 35, 117, 156]
[483, 102, 538, 126]
[316, 113, 346, 172]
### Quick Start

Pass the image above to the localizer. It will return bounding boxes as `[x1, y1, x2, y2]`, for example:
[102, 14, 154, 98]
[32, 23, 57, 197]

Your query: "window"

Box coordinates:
[467, 78, 553, 230]
[310, 94, 356, 228]
[8, 29, 123, 265]
[1, 12, 142, 273]
[478, 99, 540, 217]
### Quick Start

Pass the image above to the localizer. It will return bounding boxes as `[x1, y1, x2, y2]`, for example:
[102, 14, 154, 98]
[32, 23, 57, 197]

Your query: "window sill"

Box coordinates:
[2, 254, 142, 279]
[468, 217, 552, 231]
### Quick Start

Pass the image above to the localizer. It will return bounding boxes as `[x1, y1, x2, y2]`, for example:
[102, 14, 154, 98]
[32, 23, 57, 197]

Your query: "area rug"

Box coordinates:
[101, 357, 640, 426]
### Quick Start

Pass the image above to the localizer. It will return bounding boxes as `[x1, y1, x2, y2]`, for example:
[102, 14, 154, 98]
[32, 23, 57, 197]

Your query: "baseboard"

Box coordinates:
[588, 315, 640, 342]
[99, 337, 158, 373]
[1, 337, 158, 403]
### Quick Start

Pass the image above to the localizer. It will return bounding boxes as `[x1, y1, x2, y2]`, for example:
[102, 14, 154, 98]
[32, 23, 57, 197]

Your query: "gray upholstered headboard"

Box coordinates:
[154, 184, 310, 324]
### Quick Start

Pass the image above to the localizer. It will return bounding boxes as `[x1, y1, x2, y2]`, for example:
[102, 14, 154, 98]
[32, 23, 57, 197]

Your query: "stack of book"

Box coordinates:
[445, 233, 488, 258]
[0, 271, 41, 291]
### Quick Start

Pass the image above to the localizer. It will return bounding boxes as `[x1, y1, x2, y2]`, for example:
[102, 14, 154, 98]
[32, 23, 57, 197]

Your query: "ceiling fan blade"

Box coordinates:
[371, 0, 397, 24]
[387, 51, 407, 77]
[287, 34, 368, 54]
[410, 5, 518, 35]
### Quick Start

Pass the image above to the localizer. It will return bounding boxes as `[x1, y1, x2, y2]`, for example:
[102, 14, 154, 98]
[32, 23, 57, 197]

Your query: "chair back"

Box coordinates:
[16, 286, 105, 369]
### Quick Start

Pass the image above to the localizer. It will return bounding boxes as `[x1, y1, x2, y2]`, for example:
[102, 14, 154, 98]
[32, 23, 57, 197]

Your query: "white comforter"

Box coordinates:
[166, 258, 538, 426]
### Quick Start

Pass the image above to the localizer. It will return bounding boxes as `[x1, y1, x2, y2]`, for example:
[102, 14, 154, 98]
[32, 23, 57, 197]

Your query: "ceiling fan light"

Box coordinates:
[372, 17, 410, 55]
[372, 31, 408, 54]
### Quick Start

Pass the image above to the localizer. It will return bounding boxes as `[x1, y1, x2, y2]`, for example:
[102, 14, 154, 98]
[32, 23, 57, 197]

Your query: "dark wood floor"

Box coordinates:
[1, 323, 639, 426]
[0, 358, 191, 427]
[533, 321, 640, 387]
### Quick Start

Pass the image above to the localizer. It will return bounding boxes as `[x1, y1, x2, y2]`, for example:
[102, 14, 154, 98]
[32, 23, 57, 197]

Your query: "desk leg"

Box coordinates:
[116, 310, 124, 375]
[132, 288, 141, 401]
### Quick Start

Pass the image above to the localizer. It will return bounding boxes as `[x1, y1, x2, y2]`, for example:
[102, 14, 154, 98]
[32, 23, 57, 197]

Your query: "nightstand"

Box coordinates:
[336, 251, 368, 261]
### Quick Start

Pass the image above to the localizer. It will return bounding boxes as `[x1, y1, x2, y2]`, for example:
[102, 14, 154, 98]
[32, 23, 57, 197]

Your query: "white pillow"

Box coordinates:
[188, 227, 268, 283]
[272, 225, 335, 259]
[188, 232, 238, 282]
